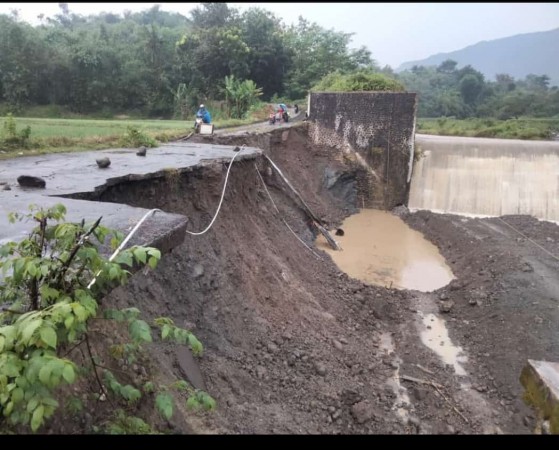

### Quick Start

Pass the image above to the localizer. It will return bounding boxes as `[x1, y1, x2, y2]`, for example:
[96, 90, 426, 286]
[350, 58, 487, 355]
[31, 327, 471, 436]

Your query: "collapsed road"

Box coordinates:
[1, 117, 558, 434]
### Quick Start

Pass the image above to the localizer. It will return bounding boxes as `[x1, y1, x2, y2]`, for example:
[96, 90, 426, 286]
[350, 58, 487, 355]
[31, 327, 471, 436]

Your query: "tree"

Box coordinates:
[190, 2, 237, 29]
[437, 59, 458, 74]
[239, 8, 290, 99]
[495, 73, 516, 93]
[176, 26, 250, 99]
[0, 16, 49, 108]
[283, 16, 375, 99]
[498, 91, 533, 119]
[349, 46, 377, 70]
[523, 74, 550, 92]
[223, 75, 263, 118]
[459, 73, 484, 105]
[437, 90, 467, 118]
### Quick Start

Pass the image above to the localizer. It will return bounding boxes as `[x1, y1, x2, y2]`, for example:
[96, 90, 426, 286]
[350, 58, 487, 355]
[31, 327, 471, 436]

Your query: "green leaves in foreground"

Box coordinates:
[154, 317, 203, 356]
[0, 204, 212, 434]
[155, 383, 216, 422]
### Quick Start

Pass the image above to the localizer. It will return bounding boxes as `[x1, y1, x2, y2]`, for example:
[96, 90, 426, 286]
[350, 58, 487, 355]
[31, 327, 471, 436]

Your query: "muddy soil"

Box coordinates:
[403, 211, 559, 433]
[68, 125, 556, 434]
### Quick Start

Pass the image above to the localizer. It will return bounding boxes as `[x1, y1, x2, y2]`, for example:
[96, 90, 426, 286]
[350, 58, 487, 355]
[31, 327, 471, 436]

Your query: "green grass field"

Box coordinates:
[417, 117, 559, 140]
[13, 117, 190, 139]
[0, 112, 268, 159]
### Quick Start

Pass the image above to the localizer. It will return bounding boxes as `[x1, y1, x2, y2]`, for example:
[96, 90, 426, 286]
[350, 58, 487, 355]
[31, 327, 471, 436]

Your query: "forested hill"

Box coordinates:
[397, 27, 559, 87]
[2, 3, 557, 122]
[0, 3, 375, 116]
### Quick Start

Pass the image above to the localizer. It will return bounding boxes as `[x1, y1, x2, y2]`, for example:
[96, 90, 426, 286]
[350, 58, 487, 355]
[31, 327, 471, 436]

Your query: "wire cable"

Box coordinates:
[185, 147, 244, 236]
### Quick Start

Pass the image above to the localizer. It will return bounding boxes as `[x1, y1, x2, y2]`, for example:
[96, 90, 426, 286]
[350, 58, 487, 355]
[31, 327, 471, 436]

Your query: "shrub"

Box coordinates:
[0, 204, 214, 433]
[312, 70, 405, 92]
[0, 113, 32, 150]
[119, 126, 157, 148]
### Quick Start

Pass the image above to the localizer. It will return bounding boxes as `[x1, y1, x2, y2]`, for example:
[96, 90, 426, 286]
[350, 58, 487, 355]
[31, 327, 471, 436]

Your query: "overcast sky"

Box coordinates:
[3, 2, 559, 68]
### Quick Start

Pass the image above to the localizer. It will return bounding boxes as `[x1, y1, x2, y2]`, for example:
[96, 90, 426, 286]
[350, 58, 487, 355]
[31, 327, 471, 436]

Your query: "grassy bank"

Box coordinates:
[417, 117, 559, 140]
[0, 106, 271, 159]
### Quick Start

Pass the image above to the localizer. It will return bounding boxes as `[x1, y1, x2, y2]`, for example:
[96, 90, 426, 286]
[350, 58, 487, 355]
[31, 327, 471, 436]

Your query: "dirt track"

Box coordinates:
[78, 123, 559, 434]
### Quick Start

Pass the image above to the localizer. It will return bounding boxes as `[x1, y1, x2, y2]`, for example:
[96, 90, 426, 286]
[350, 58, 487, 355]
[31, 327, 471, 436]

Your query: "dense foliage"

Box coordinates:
[0, 3, 375, 117]
[398, 60, 559, 119]
[312, 70, 405, 92]
[0, 204, 214, 433]
[1, 3, 556, 121]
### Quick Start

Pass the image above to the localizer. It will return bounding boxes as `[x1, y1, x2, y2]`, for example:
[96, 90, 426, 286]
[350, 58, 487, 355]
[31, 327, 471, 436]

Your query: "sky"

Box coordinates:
[3, 2, 559, 69]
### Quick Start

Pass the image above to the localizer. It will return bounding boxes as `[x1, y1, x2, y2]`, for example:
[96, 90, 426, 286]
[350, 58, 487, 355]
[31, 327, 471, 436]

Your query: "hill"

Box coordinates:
[397, 27, 559, 87]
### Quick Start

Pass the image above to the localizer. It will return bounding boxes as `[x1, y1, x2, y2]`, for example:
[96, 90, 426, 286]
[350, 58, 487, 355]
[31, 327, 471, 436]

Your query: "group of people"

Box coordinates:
[269, 103, 289, 124]
[194, 102, 303, 129]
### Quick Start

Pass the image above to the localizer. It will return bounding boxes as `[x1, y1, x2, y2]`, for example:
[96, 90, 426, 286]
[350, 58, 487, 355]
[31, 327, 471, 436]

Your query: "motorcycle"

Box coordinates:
[194, 116, 203, 133]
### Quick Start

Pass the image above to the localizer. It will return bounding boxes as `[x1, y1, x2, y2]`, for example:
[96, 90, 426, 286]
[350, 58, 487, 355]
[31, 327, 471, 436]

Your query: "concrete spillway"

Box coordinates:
[409, 134, 559, 222]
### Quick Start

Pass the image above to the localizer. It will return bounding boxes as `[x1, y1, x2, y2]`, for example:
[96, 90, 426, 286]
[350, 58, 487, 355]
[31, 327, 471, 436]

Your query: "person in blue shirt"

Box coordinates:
[195, 104, 211, 125]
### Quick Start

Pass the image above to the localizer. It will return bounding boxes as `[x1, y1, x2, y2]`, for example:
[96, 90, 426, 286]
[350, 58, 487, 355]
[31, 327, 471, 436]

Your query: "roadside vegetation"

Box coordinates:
[417, 117, 559, 140]
[0, 104, 273, 158]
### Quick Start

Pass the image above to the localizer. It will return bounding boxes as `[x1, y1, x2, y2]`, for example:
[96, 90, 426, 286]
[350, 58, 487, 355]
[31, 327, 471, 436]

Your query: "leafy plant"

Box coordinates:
[173, 83, 191, 120]
[0, 204, 214, 433]
[104, 409, 156, 435]
[119, 126, 157, 148]
[223, 75, 263, 119]
[1, 113, 32, 150]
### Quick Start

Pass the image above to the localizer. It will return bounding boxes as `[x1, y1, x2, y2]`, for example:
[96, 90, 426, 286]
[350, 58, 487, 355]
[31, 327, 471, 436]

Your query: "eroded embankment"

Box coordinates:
[93, 128, 415, 434]
[74, 126, 520, 434]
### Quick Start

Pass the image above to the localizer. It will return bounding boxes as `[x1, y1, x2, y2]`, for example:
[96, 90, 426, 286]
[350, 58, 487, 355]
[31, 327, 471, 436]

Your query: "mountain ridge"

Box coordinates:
[396, 27, 559, 87]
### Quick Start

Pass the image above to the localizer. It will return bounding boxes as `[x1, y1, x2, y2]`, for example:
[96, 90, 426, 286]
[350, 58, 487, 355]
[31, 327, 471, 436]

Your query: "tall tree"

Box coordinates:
[190, 3, 237, 29]
[240, 7, 290, 99]
[283, 16, 375, 99]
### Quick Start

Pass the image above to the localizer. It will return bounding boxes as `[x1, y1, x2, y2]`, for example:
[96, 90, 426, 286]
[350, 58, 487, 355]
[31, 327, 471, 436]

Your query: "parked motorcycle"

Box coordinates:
[194, 116, 203, 133]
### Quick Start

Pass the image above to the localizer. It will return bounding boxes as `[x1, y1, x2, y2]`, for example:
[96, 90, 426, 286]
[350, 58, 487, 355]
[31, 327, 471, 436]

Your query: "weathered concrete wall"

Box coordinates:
[309, 92, 417, 210]
[410, 134, 559, 222]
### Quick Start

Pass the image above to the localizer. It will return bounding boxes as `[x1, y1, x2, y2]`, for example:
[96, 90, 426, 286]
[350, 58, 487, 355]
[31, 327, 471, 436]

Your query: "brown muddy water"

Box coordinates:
[316, 209, 454, 292]
[419, 312, 468, 376]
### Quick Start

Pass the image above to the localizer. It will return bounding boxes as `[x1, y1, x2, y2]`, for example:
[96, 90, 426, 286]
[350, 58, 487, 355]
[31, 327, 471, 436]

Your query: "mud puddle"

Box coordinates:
[418, 313, 468, 376]
[380, 332, 413, 422]
[316, 209, 454, 292]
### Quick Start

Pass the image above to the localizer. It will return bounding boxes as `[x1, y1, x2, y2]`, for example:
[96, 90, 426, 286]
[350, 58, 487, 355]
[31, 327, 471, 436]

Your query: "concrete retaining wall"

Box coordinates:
[309, 92, 417, 209]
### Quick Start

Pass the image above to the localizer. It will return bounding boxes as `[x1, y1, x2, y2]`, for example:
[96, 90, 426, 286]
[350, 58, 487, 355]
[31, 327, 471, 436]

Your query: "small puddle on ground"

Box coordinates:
[316, 209, 454, 292]
[379, 332, 412, 422]
[419, 313, 468, 376]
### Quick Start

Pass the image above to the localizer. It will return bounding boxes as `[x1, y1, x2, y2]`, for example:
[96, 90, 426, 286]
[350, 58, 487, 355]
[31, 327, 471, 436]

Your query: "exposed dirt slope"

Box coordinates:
[88, 126, 553, 434]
